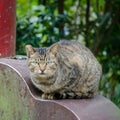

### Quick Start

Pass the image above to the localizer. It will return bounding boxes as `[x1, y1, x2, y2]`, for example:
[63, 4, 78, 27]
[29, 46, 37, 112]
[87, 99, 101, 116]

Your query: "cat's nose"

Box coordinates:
[39, 64, 46, 73]
[40, 70, 45, 74]
[39, 69, 45, 74]
[40, 66, 46, 72]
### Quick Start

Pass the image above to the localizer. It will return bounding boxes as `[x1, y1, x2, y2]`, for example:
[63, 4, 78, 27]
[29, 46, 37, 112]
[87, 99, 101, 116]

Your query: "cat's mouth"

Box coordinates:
[40, 71, 45, 75]
[34, 72, 54, 79]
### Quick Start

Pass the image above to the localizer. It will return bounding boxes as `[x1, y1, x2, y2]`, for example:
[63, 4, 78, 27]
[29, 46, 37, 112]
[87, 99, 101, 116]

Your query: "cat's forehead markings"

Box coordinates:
[36, 48, 47, 55]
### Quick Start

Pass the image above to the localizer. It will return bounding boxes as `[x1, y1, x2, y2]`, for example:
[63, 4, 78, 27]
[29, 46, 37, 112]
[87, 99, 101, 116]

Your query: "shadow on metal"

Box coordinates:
[0, 58, 120, 120]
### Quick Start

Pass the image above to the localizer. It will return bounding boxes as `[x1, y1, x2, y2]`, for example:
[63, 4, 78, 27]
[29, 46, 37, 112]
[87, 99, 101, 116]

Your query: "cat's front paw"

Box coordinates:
[41, 93, 54, 100]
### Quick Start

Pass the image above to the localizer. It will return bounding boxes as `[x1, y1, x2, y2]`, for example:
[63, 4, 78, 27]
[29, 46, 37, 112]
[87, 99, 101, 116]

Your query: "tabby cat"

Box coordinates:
[26, 40, 102, 99]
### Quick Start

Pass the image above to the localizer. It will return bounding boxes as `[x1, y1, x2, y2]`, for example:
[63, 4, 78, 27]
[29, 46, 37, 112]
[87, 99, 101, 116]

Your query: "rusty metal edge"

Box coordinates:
[0, 61, 80, 120]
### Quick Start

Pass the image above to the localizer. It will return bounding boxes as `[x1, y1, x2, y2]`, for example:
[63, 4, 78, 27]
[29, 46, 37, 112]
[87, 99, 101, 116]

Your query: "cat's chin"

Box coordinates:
[32, 73, 56, 86]
[33, 72, 54, 80]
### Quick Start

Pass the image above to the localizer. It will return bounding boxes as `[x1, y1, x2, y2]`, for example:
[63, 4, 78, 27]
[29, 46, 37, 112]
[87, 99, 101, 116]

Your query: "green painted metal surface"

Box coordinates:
[0, 66, 34, 120]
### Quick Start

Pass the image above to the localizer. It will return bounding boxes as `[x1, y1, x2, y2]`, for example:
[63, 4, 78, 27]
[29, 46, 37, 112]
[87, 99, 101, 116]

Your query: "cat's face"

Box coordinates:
[25, 45, 58, 83]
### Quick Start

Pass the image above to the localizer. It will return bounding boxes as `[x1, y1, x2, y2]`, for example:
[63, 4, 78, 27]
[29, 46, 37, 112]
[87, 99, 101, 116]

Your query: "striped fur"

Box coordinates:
[26, 40, 102, 99]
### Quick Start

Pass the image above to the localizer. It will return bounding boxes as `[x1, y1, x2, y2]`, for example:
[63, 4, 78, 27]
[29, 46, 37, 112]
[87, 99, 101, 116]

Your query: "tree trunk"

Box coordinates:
[38, 0, 46, 5]
[58, 0, 64, 38]
[58, 0, 64, 14]
[92, 0, 112, 55]
[85, 0, 90, 47]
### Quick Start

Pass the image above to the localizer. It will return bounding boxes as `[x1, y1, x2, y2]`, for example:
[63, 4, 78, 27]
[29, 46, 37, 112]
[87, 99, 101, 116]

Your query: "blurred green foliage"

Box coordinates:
[16, 0, 120, 107]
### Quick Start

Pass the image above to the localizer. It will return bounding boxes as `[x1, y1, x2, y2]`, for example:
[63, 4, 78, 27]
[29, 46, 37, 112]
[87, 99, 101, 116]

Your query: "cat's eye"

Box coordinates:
[46, 61, 52, 65]
[33, 61, 39, 65]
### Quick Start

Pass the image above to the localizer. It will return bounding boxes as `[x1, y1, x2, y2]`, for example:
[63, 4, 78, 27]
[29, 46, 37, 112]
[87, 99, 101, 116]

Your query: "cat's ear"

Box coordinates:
[49, 43, 60, 54]
[25, 45, 36, 58]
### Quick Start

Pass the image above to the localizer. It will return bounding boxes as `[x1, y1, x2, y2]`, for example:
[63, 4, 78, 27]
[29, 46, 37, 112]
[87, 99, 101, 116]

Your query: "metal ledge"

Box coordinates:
[0, 58, 120, 120]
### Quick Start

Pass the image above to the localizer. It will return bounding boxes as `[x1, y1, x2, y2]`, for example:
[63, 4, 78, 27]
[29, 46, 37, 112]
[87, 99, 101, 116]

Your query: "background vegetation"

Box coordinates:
[16, 0, 120, 107]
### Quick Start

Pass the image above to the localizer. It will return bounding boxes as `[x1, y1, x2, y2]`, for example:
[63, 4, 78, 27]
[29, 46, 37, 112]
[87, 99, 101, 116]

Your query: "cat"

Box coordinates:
[25, 40, 102, 99]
